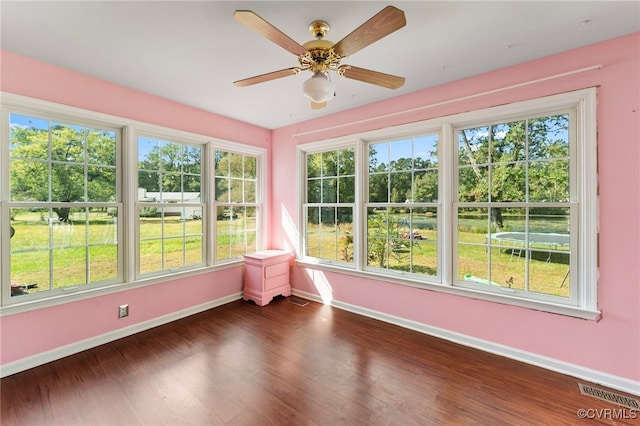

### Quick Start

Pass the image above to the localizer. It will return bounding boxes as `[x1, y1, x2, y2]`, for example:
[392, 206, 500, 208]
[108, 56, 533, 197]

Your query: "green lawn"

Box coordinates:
[10, 211, 570, 299]
[9, 211, 256, 293]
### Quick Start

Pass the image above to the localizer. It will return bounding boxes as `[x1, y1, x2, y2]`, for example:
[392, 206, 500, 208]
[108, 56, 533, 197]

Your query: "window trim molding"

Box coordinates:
[297, 88, 599, 320]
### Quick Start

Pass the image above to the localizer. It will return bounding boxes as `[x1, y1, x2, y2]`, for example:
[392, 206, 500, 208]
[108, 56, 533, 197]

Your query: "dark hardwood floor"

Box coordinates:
[1, 297, 638, 425]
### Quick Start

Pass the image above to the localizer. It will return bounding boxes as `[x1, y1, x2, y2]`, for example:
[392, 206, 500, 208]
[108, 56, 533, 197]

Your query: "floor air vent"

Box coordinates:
[287, 296, 309, 307]
[578, 383, 640, 409]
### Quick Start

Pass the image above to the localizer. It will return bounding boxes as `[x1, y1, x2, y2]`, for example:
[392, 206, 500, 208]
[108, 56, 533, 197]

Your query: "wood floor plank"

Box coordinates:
[1, 298, 637, 425]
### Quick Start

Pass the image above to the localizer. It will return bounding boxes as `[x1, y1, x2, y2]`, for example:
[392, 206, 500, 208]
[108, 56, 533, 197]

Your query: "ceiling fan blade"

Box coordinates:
[234, 10, 307, 56]
[338, 65, 405, 89]
[332, 6, 406, 58]
[311, 101, 326, 110]
[234, 67, 301, 87]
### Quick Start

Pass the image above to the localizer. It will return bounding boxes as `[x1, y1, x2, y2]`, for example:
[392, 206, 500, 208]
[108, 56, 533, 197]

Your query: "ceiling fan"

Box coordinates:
[233, 5, 406, 109]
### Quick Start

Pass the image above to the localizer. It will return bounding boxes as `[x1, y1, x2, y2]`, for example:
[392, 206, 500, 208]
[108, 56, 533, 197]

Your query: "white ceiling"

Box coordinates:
[2, 1, 638, 129]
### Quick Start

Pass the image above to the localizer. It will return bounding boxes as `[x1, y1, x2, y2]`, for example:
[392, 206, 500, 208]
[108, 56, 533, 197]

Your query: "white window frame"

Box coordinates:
[213, 148, 263, 262]
[297, 88, 599, 319]
[0, 92, 267, 312]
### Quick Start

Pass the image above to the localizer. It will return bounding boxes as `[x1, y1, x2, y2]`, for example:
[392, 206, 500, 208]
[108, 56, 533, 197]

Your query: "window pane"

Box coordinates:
[367, 207, 390, 268]
[458, 208, 488, 245]
[459, 127, 489, 165]
[458, 165, 489, 202]
[215, 151, 230, 176]
[88, 166, 116, 201]
[160, 142, 182, 172]
[369, 173, 388, 203]
[216, 177, 229, 202]
[162, 173, 181, 195]
[321, 178, 337, 203]
[306, 206, 321, 258]
[87, 128, 116, 166]
[51, 163, 84, 202]
[183, 174, 201, 194]
[138, 137, 160, 168]
[413, 169, 438, 202]
[389, 139, 412, 171]
[307, 153, 322, 178]
[230, 179, 243, 203]
[245, 180, 256, 203]
[369, 143, 389, 173]
[338, 176, 355, 203]
[53, 247, 87, 288]
[414, 134, 438, 168]
[183, 145, 201, 174]
[230, 153, 243, 178]
[490, 163, 526, 202]
[529, 159, 569, 202]
[216, 206, 253, 260]
[491, 121, 526, 162]
[51, 122, 85, 163]
[10, 159, 48, 201]
[139, 240, 162, 275]
[390, 172, 411, 203]
[244, 156, 256, 179]
[9, 114, 49, 160]
[89, 244, 118, 282]
[528, 114, 569, 160]
[307, 179, 321, 203]
[139, 171, 160, 194]
[338, 148, 355, 175]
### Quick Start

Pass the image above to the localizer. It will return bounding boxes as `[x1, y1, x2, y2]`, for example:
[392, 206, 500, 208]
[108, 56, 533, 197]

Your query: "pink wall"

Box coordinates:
[272, 33, 640, 382]
[0, 51, 271, 366]
[1, 33, 638, 385]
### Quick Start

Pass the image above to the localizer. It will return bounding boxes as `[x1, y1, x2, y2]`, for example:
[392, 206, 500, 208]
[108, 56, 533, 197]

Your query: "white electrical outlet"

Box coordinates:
[118, 304, 129, 318]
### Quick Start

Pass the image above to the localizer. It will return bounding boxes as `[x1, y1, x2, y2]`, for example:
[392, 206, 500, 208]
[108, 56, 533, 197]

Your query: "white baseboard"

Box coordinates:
[0, 293, 243, 378]
[292, 289, 640, 397]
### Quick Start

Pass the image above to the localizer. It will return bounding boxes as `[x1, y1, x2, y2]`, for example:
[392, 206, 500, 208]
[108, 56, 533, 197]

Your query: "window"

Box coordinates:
[6, 112, 121, 299]
[136, 135, 204, 277]
[1, 95, 266, 308]
[214, 150, 260, 260]
[299, 89, 598, 318]
[455, 114, 576, 304]
[366, 136, 439, 277]
[303, 148, 355, 264]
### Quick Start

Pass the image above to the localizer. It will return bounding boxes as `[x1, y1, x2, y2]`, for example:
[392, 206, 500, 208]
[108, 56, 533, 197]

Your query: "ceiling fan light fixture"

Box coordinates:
[303, 72, 334, 103]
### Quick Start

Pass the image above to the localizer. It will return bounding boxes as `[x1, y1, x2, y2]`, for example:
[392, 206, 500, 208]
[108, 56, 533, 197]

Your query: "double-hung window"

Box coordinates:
[136, 135, 204, 277]
[214, 150, 261, 261]
[454, 113, 576, 304]
[5, 111, 121, 300]
[299, 89, 598, 318]
[303, 147, 355, 264]
[366, 135, 439, 277]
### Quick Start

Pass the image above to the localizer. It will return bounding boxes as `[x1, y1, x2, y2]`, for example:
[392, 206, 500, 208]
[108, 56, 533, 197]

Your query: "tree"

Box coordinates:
[10, 120, 117, 220]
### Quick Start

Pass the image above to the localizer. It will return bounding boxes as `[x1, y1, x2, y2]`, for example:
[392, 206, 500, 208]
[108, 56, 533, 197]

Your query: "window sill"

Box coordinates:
[295, 260, 601, 321]
[0, 261, 244, 317]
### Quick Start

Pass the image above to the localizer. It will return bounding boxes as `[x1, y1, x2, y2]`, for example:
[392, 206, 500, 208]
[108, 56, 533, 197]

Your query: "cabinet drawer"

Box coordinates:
[265, 273, 289, 291]
[265, 262, 288, 279]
